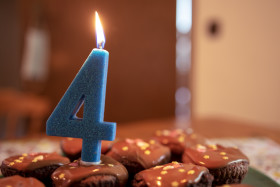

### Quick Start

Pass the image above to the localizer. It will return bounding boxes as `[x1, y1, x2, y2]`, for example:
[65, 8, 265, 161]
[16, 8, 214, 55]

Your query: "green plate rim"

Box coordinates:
[242, 167, 280, 187]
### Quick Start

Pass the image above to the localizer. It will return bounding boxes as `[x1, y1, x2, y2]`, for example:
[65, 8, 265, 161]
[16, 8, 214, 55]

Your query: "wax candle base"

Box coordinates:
[80, 160, 101, 166]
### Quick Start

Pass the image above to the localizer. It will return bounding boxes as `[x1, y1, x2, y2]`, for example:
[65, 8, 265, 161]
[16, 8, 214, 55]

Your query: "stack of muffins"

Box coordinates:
[0, 129, 251, 187]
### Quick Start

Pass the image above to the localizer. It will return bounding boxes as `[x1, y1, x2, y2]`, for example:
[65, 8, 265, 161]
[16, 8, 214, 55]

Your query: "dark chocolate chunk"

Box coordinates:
[52, 154, 128, 187]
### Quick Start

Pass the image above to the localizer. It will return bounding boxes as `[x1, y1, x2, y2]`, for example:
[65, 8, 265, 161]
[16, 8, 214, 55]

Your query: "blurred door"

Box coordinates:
[192, 0, 280, 129]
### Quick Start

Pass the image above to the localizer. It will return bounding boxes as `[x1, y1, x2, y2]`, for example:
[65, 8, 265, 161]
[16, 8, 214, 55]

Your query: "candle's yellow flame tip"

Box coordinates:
[95, 11, 105, 49]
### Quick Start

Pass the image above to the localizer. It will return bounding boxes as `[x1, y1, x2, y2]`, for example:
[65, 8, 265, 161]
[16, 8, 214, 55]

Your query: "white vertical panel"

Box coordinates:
[176, 0, 192, 125]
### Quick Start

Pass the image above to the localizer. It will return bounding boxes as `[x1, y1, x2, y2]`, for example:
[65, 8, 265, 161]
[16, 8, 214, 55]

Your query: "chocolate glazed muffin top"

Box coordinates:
[61, 138, 113, 155]
[153, 129, 206, 155]
[217, 184, 254, 187]
[106, 138, 171, 169]
[61, 138, 83, 155]
[183, 144, 249, 169]
[2, 152, 70, 171]
[134, 162, 210, 187]
[52, 155, 128, 187]
[0, 175, 45, 187]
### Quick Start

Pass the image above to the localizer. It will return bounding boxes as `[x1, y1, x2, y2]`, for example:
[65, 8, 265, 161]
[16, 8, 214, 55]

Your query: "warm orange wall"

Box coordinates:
[192, 0, 280, 129]
[0, 0, 20, 88]
[20, 0, 176, 123]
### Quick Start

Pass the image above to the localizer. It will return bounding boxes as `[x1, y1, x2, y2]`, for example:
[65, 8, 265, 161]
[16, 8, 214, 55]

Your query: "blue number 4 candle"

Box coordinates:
[46, 12, 116, 164]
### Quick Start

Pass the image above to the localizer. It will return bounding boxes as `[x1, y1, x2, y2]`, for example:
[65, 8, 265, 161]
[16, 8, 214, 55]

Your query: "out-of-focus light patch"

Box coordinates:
[176, 37, 191, 73]
[176, 0, 192, 34]
[175, 0, 192, 127]
[176, 37, 191, 56]
[176, 55, 190, 74]
[175, 87, 191, 105]
[175, 104, 191, 120]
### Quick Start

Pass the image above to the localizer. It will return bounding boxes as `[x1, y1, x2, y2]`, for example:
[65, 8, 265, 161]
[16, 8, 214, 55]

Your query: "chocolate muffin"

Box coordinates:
[182, 144, 249, 186]
[217, 185, 254, 187]
[51, 154, 128, 187]
[106, 139, 171, 177]
[132, 161, 213, 187]
[1, 152, 70, 185]
[0, 175, 45, 187]
[61, 138, 114, 161]
[153, 129, 206, 161]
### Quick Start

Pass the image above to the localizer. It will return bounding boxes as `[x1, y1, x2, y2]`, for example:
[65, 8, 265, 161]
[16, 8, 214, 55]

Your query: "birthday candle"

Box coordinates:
[46, 12, 116, 164]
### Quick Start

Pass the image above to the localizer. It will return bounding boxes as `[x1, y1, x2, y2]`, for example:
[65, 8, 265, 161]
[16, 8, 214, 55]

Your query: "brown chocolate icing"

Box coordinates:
[183, 144, 249, 169]
[61, 138, 83, 155]
[0, 175, 45, 187]
[61, 138, 113, 155]
[153, 129, 206, 155]
[106, 139, 171, 169]
[217, 185, 253, 187]
[134, 162, 209, 187]
[2, 152, 70, 171]
[52, 155, 128, 187]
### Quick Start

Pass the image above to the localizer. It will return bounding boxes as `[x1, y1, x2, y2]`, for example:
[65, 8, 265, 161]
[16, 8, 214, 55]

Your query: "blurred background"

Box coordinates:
[0, 0, 280, 139]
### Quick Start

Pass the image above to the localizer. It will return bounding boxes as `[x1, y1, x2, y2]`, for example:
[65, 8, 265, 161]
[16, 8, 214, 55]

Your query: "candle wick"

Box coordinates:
[97, 42, 104, 49]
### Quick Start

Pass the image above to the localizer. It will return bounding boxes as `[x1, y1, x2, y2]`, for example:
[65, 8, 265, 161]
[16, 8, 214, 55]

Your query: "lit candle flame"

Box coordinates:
[95, 11, 105, 49]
